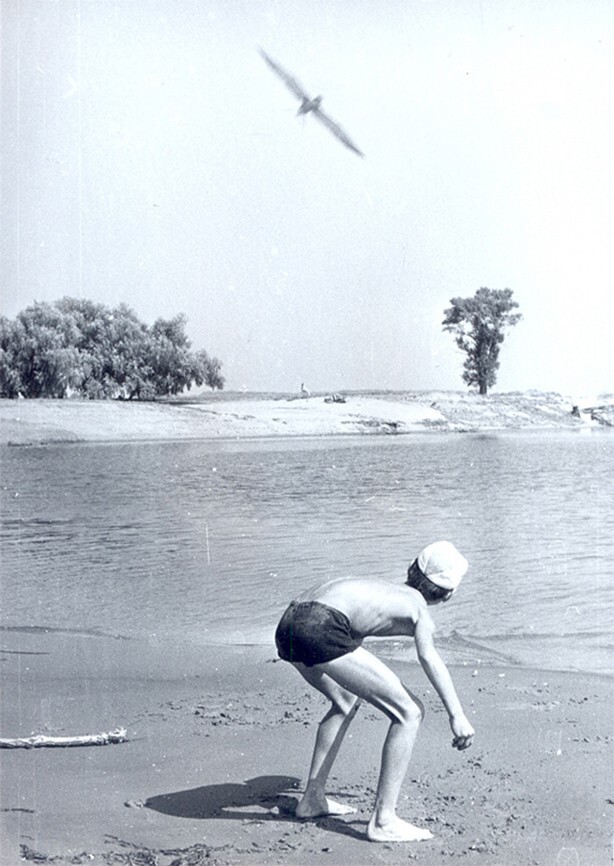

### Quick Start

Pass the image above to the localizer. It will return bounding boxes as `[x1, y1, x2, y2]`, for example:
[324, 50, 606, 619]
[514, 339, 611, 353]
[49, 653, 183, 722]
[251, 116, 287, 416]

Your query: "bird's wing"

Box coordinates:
[312, 107, 364, 157]
[258, 49, 310, 102]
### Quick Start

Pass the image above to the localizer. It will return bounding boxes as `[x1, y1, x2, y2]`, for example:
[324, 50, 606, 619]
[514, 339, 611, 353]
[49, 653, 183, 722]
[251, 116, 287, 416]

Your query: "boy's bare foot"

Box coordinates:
[367, 816, 434, 842]
[296, 796, 357, 818]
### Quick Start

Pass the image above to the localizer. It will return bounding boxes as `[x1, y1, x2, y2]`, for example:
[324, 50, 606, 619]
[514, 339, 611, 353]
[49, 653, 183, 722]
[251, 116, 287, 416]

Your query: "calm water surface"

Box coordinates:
[1, 432, 613, 674]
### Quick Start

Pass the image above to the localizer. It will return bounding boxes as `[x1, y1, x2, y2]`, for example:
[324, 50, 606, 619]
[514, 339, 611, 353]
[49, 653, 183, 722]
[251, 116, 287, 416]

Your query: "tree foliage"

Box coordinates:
[0, 297, 225, 399]
[442, 287, 521, 395]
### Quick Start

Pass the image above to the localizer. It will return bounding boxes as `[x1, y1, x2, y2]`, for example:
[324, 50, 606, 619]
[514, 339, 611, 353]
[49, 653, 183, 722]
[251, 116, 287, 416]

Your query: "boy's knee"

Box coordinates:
[397, 695, 424, 726]
[402, 685, 425, 721]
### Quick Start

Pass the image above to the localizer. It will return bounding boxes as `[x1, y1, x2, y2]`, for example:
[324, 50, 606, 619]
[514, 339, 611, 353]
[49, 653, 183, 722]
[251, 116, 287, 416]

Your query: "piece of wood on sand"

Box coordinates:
[0, 727, 127, 749]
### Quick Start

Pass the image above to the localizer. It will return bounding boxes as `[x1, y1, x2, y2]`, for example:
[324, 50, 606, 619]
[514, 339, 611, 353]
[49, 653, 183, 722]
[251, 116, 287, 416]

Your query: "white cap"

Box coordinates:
[417, 541, 468, 591]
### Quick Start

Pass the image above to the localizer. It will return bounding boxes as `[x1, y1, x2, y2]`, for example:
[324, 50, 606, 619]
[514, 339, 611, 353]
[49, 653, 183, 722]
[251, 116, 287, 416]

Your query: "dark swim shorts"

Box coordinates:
[275, 600, 362, 667]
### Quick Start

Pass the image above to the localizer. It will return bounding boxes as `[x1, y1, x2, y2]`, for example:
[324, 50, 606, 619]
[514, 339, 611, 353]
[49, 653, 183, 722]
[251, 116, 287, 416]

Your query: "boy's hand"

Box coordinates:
[450, 714, 474, 750]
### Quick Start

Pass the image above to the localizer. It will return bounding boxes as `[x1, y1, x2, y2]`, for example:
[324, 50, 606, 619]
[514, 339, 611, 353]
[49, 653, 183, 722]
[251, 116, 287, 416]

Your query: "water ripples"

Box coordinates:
[1, 431, 613, 672]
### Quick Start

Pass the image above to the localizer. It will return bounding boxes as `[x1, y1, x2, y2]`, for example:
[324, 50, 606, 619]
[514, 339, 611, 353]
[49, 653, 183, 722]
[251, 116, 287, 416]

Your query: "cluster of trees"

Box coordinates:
[0, 297, 224, 400]
[442, 287, 521, 395]
[0, 289, 521, 400]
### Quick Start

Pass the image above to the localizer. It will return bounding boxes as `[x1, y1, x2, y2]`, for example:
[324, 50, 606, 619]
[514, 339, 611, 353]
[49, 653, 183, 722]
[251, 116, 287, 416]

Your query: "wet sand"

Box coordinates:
[1, 631, 611, 865]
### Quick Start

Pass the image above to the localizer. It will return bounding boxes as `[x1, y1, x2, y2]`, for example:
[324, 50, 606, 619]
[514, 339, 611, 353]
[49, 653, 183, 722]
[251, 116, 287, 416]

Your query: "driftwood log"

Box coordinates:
[0, 727, 127, 749]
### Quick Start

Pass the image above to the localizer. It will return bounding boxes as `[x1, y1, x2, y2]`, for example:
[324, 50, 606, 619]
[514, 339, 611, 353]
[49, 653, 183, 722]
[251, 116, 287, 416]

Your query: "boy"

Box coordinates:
[275, 540, 475, 843]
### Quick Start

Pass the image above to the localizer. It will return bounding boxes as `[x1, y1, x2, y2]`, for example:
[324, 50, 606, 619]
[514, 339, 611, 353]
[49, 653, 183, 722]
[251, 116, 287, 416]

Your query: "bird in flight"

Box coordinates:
[259, 49, 364, 157]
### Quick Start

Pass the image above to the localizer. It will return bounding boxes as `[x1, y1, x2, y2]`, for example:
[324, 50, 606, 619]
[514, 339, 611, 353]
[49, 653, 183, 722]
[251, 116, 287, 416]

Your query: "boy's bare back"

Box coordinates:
[296, 577, 429, 641]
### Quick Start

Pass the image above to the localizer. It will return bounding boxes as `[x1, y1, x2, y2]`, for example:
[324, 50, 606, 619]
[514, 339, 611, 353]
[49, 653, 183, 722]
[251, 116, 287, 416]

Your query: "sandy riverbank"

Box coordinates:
[1, 391, 612, 446]
[1, 631, 612, 866]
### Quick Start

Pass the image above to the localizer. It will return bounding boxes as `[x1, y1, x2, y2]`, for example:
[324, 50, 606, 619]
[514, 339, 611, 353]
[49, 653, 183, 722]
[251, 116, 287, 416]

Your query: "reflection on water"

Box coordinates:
[1, 431, 613, 674]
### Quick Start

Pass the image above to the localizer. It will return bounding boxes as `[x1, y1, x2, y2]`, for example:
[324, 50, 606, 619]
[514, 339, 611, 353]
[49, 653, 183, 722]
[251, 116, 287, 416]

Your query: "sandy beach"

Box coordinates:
[1, 390, 612, 446]
[2, 395, 613, 864]
[1, 630, 612, 866]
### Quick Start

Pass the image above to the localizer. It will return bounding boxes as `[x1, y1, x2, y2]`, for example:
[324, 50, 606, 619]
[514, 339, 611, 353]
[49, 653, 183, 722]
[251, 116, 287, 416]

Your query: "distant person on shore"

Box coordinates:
[274, 540, 474, 843]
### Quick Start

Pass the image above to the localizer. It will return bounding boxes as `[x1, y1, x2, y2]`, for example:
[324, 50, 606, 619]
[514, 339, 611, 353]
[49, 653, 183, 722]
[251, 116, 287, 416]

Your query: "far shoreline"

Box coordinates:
[1, 389, 612, 447]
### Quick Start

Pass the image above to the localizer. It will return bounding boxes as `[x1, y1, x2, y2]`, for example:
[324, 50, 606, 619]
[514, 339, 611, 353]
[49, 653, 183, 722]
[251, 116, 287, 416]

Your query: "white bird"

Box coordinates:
[259, 49, 364, 158]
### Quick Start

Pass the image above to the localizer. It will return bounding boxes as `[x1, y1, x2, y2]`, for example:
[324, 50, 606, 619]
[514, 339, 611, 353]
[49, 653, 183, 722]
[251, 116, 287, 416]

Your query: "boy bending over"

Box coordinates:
[275, 540, 475, 843]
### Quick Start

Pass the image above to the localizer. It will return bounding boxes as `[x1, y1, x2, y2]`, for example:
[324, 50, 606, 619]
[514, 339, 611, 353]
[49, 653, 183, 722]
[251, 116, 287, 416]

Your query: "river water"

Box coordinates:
[1, 431, 613, 675]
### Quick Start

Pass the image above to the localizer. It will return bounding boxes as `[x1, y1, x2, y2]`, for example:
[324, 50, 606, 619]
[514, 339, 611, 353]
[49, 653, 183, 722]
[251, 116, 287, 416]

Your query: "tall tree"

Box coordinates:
[442, 287, 522, 395]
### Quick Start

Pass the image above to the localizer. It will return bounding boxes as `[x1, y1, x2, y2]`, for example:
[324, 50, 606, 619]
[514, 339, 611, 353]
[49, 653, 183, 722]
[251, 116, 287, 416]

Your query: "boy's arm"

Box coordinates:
[414, 610, 474, 750]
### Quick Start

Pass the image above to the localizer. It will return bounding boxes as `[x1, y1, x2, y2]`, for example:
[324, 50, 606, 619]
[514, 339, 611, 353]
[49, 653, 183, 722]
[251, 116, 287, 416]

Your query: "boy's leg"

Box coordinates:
[292, 662, 362, 817]
[318, 647, 432, 842]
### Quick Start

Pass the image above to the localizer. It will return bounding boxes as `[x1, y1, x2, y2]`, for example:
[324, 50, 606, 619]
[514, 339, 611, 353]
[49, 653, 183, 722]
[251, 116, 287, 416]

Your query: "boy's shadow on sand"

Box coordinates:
[144, 775, 365, 841]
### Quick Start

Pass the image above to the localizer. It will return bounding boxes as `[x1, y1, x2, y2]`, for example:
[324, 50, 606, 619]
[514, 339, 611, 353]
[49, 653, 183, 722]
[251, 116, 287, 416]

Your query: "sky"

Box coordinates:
[1, 0, 613, 397]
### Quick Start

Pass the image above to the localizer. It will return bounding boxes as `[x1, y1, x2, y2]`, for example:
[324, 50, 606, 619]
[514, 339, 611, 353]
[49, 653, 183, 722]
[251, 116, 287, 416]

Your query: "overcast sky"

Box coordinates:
[1, 0, 612, 397]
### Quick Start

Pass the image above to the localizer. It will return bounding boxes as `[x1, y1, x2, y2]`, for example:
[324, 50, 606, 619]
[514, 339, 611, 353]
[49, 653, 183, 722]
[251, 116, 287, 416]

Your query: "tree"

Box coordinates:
[0, 298, 225, 399]
[442, 287, 522, 395]
[194, 350, 225, 391]
[0, 317, 23, 398]
[0, 302, 83, 398]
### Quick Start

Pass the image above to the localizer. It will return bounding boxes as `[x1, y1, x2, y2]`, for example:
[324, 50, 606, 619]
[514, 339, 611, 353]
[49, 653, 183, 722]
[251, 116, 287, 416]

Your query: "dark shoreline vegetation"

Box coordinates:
[0, 297, 225, 400]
